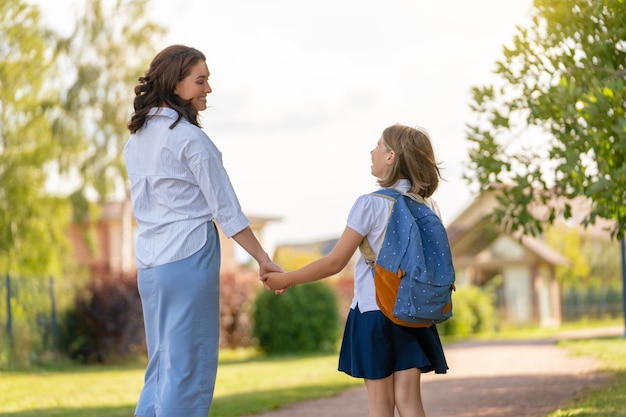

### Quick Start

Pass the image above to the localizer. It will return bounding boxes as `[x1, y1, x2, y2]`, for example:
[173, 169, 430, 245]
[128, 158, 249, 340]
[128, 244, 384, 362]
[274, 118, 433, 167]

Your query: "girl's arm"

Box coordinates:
[263, 226, 363, 290]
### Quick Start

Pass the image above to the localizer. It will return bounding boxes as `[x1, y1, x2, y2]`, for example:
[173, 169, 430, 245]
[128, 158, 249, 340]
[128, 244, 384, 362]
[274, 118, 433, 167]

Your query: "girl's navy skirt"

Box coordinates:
[338, 306, 448, 379]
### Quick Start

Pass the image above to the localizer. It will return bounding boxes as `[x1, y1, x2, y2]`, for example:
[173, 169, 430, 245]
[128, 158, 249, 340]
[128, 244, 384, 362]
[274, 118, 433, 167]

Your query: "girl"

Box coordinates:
[125, 45, 281, 417]
[263, 124, 448, 417]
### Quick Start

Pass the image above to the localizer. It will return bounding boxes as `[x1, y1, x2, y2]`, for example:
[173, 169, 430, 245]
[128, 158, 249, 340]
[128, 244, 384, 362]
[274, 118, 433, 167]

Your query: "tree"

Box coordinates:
[545, 225, 591, 288]
[54, 0, 164, 204]
[0, 0, 75, 276]
[53, 0, 164, 271]
[0, 0, 164, 276]
[545, 222, 620, 290]
[465, 0, 625, 239]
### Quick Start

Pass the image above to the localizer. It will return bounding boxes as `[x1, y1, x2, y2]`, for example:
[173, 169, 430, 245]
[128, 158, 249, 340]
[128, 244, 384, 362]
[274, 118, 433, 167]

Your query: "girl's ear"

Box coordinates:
[386, 150, 396, 165]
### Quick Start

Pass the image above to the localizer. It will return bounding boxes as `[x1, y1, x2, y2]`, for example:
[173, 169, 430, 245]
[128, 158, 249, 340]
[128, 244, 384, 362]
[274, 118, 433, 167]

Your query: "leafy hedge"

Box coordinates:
[437, 285, 497, 337]
[253, 281, 340, 355]
[219, 270, 260, 348]
[59, 267, 144, 363]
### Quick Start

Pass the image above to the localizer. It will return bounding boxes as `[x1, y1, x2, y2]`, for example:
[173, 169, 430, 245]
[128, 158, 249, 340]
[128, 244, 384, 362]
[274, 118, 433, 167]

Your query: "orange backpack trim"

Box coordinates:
[373, 265, 435, 328]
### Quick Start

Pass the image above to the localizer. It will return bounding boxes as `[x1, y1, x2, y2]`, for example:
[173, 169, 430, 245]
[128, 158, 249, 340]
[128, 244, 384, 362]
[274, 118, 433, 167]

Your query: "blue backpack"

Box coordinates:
[360, 188, 456, 328]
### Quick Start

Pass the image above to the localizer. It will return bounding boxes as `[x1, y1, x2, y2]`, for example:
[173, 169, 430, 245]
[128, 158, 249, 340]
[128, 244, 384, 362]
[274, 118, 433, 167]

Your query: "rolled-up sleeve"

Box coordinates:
[190, 154, 250, 238]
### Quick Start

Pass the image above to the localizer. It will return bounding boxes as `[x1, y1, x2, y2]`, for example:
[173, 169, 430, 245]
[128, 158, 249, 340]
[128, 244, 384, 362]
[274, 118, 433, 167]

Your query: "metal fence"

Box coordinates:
[561, 285, 623, 322]
[0, 274, 74, 367]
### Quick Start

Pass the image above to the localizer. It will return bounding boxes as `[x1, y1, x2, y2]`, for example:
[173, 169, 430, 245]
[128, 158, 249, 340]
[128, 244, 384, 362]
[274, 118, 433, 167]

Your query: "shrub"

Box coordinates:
[219, 270, 259, 348]
[437, 285, 496, 337]
[59, 266, 144, 363]
[253, 281, 340, 355]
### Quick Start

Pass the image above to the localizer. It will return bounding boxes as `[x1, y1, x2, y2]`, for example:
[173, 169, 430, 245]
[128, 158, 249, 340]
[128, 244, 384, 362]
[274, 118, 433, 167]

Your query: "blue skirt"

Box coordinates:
[135, 222, 221, 417]
[338, 307, 448, 379]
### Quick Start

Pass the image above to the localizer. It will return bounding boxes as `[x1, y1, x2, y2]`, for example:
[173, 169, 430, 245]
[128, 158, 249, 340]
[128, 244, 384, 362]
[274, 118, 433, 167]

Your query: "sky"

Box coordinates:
[32, 0, 534, 252]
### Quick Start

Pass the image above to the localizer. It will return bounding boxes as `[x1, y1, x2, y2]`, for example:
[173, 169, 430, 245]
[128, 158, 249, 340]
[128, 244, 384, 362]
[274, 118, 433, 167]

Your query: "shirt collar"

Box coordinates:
[394, 179, 411, 193]
[148, 107, 179, 119]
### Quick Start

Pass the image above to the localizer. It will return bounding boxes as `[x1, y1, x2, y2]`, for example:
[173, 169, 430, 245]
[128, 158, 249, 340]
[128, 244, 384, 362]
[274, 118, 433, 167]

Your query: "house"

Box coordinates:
[446, 191, 571, 326]
[68, 200, 281, 276]
[446, 186, 623, 327]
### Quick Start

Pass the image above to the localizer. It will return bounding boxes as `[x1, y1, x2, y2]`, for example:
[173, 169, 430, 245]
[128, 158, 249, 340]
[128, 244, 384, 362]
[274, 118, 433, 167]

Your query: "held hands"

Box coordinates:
[258, 259, 282, 291]
[262, 271, 292, 294]
[256, 257, 292, 295]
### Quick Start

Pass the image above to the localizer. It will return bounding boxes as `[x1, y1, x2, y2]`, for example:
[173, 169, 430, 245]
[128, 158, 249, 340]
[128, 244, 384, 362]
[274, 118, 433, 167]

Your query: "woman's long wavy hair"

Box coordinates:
[377, 124, 442, 198]
[128, 45, 206, 133]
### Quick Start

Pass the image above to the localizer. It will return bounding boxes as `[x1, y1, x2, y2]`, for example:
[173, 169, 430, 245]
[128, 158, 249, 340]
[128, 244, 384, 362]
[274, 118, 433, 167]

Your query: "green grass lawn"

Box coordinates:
[0, 349, 361, 417]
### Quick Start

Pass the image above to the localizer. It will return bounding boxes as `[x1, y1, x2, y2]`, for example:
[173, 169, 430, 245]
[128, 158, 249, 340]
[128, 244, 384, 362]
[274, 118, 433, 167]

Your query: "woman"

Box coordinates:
[124, 44, 280, 417]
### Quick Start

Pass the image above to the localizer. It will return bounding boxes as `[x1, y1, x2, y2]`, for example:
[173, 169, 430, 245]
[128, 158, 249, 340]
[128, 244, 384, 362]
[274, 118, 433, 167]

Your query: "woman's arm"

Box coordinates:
[232, 226, 282, 279]
[263, 226, 363, 290]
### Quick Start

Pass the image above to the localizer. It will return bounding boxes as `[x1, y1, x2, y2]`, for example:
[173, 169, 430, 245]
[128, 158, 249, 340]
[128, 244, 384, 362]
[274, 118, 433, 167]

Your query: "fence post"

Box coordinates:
[622, 235, 626, 337]
[49, 276, 59, 351]
[5, 274, 13, 350]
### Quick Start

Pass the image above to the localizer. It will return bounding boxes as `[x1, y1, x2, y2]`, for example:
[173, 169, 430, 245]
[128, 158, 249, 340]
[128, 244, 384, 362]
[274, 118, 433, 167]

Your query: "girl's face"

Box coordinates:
[370, 136, 394, 179]
[174, 61, 212, 111]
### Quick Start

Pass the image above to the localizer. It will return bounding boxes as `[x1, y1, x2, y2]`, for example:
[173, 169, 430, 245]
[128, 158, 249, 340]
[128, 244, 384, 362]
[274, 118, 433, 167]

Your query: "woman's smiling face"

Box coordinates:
[174, 60, 212, 111]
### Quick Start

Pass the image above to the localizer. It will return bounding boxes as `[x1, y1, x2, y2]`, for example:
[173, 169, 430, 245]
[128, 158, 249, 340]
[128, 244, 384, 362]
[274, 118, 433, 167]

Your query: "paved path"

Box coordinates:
[245, 326, 623, 417]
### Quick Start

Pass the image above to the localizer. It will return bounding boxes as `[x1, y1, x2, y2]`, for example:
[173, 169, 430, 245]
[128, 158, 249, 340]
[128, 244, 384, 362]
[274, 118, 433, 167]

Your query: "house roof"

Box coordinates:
[519, 235, 571, 266]
[446, 190, 572, 267]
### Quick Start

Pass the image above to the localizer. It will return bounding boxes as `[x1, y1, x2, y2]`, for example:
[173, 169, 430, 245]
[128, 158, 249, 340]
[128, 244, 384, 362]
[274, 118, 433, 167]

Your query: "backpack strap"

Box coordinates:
[374, 187, 426, 205]
[359, 238, 376, 267]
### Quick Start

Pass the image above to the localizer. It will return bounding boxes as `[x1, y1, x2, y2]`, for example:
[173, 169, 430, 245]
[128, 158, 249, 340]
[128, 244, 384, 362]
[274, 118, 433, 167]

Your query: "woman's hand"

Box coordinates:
[258, 259, 283, 291]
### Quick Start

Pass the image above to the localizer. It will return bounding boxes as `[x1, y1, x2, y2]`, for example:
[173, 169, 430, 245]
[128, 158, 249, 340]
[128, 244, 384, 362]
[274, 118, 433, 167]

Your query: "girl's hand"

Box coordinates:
[258, 259, 283, 291]
[263, 272, 292, 292]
